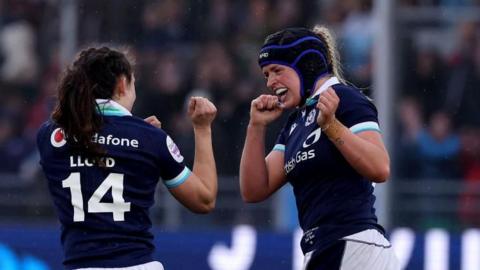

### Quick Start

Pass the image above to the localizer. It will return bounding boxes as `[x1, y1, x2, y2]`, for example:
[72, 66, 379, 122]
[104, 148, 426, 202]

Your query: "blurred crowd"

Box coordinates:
[0, 0, 379, 177]
[400, 0, 480, 6]
[0, 0, 479, 196]
[393, 16, 480, 227]
[396, 19, 480, 182]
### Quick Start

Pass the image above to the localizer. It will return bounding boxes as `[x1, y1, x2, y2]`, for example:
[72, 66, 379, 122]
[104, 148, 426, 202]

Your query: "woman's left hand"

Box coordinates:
[316, 87, 339, 128]
[144, 116, 162, 128]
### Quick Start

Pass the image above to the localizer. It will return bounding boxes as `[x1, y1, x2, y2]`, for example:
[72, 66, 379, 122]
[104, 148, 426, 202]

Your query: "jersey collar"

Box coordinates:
[305, 76, 340, 106]
[96, 99, 132, 116]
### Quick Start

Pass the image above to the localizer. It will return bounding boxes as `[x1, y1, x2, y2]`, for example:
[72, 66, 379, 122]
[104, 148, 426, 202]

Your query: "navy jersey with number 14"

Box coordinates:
[37, 100, 190, 269]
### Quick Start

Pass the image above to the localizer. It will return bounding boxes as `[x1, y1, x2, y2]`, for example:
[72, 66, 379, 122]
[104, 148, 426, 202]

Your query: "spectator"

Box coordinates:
[417, 111, 461, 179]
[139, 0, 188, 50]
[135, 51, 188, 133]
[269, 0, 302, 30]
[0, 20, 38, 85]
[459, 128, 480, 227]
[0, 94, 32, 173]
[445, 20, 480, 127]
[395, 97, 423, 179]
[339, 0, 373, 87]
[203, 0, 234, 40]
[406, 48, 447, 120]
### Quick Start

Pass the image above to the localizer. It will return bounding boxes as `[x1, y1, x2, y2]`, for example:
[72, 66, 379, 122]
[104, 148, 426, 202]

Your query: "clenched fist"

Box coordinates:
[188, 96, 217, 128]
[144, 115, 162, 128]
[316, 87, 339, 128]
[249, 94, 284, 126]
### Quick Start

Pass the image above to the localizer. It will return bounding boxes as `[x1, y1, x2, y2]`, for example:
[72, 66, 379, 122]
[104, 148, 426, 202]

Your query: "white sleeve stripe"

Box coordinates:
[164, 167, 191, 189]
[350, 121, 381, 134]
[273, 144, 285, 151]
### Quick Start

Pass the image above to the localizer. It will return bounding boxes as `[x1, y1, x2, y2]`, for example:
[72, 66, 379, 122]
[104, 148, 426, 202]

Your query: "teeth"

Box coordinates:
[275, 87, 288, 96]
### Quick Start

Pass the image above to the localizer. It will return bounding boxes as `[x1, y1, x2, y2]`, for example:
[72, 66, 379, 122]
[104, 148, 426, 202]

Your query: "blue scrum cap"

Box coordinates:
[258, 28, 332, 104]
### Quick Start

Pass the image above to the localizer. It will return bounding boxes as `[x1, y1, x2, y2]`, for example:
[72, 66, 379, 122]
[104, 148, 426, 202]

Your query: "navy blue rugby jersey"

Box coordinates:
[272, 77, 385, 253]
[37, 100, 191, 269]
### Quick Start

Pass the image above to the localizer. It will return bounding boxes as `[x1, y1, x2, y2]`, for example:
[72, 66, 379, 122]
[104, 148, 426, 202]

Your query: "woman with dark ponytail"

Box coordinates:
[52, 47, 134, 162]
[37, 47, 218, 270]
[240, 27, 399, 269]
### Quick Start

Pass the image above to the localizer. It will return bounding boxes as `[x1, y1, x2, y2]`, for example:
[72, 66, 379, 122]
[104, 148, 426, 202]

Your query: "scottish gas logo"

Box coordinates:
[284, 128, 321, 174]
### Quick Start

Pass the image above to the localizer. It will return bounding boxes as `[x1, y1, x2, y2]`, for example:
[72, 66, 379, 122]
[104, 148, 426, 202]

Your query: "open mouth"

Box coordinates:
[275, 87, 288, 97]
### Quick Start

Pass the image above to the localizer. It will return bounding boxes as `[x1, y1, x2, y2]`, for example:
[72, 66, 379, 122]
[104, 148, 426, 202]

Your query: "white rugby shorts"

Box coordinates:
[340, 229, 400, 270]
[303, 229, 400, 270]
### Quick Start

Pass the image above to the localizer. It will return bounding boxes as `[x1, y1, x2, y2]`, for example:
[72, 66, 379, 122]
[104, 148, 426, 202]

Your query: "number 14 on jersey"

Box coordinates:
[62, 172, 131, 222]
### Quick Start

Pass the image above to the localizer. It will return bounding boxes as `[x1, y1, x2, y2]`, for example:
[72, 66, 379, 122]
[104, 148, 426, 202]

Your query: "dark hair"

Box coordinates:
[52, 46, 133, 160]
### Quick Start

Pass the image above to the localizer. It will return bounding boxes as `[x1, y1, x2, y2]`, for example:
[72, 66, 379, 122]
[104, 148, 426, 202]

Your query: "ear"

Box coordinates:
[115, 76, 127, 97]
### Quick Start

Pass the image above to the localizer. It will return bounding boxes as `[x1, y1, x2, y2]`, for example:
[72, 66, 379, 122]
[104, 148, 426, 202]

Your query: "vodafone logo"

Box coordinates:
[50, 128, 67, 148]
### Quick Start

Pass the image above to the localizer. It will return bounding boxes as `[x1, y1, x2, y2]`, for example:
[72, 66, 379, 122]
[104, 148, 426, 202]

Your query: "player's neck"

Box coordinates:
[112, 97, 133, 112]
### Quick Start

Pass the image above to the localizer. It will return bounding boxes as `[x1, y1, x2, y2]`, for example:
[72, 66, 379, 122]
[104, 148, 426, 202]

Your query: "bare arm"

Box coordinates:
[169, 97, 218, 213]
[239, 95, 287, 203]
[317, 88, 390, 182]
[240, 124, 287, 202]
[323, 121, 390, 182]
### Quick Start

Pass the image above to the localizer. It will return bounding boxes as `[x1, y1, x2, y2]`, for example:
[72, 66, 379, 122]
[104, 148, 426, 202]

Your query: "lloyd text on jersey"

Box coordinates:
[70, 155, 116, 168]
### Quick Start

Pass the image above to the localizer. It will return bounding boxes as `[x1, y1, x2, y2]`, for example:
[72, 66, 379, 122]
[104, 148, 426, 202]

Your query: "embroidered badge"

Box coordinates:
[305, 110, 316, 127]
[166, 136, 184, 163]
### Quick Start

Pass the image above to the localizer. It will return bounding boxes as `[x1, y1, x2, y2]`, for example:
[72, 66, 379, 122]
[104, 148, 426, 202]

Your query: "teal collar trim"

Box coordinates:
[96, 99, 132, 116]
[305, 97, 318, 106]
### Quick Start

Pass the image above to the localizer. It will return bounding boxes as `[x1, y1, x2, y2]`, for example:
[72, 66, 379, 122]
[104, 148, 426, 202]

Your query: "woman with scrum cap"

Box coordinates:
[240, 26, 399, 269]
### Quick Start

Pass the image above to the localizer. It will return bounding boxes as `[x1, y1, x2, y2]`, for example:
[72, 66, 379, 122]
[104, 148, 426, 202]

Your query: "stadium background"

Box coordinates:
[1, 0, 480, 269]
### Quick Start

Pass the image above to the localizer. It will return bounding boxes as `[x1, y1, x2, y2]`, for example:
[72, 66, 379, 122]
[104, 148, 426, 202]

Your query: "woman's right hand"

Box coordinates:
[250, 94, 284, 126]
[188, 96, 217, 128]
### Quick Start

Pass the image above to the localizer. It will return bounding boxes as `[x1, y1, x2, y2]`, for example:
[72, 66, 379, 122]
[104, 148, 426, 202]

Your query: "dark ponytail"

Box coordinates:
[52, 46, 133, 161]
